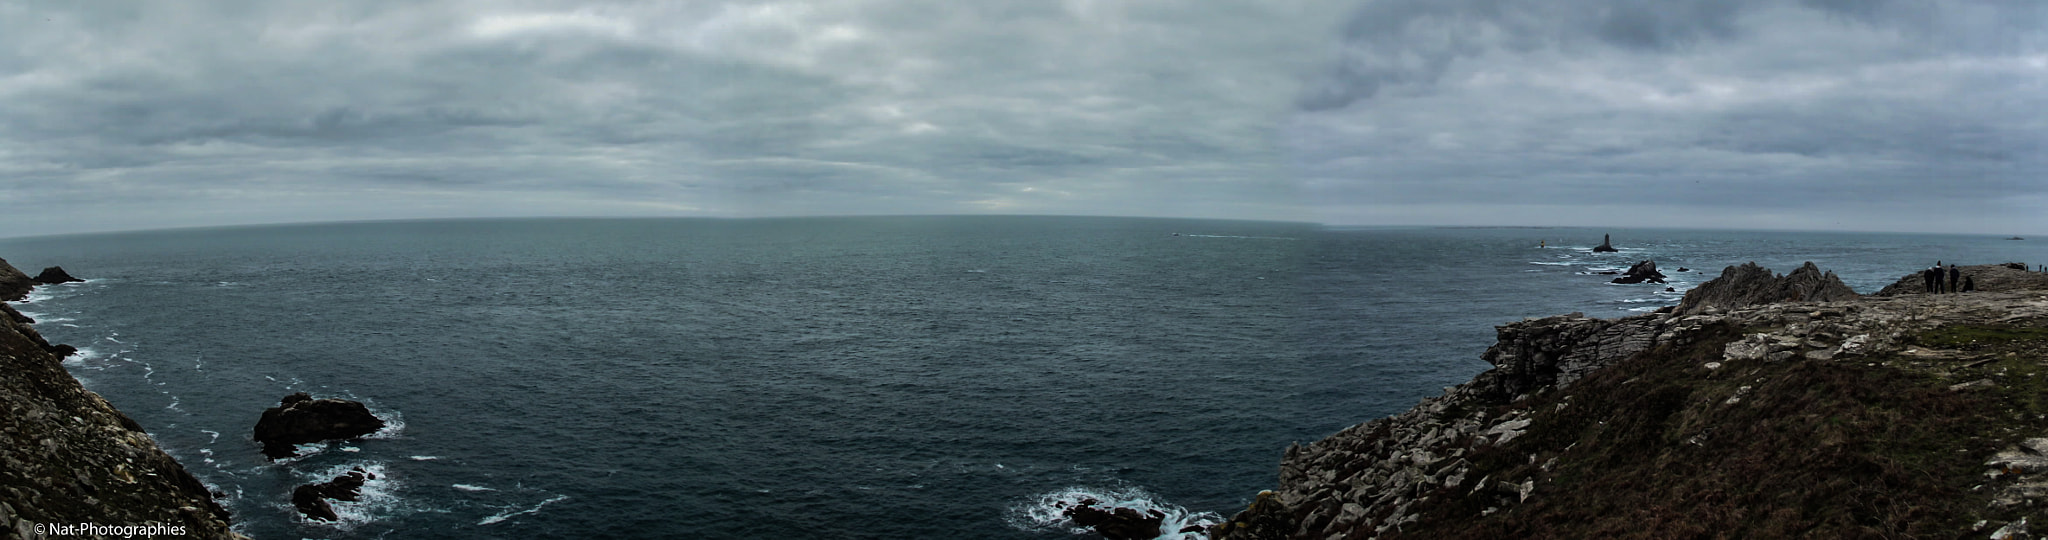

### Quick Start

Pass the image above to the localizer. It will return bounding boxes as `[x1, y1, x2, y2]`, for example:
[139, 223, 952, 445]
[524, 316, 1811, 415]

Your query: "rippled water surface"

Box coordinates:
[1, 217, 2038, 539]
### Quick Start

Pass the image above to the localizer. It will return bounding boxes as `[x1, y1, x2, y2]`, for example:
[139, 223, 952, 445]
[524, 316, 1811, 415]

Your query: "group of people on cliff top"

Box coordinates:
[1923, 262, 1974, 293]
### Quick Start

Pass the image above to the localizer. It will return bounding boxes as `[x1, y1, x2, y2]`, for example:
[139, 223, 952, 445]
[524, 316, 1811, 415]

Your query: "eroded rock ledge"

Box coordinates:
[1215, 262, 2048, 539]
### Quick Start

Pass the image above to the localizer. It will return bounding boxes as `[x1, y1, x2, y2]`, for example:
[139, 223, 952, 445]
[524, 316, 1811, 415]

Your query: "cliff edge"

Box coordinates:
[1, 276, 244, 539]
[1216, 263, 2048, 539]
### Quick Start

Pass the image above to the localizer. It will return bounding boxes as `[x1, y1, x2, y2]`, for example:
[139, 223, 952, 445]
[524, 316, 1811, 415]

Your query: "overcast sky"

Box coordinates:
[4, 0, 2046, 237]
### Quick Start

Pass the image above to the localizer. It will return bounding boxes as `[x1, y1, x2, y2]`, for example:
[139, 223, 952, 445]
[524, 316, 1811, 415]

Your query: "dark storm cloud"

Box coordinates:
[2, 1, 2045, 236]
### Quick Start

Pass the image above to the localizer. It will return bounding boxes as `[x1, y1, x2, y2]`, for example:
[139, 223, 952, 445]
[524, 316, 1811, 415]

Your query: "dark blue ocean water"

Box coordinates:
[1, 217, 2040, 539]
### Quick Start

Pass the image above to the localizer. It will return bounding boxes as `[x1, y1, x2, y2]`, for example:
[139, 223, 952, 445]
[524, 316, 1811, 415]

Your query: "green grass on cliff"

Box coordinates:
[1395, 322, 2048, 539]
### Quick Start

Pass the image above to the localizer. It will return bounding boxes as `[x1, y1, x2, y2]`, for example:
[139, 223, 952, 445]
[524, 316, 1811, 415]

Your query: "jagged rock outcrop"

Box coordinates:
[0, 258, 32, 302]
[1609, 260, 1666, 284]
[1591, 234, 1618, 253]
[31, 266, 81, 285]
[1674, 261, 1857, 316]
[1, 293, 244, 538]
[1874, 263, 2048, 296]
[253, 393, 386, 459]
[1214, 264, 2048, 539]
[291, 468, 372, 522]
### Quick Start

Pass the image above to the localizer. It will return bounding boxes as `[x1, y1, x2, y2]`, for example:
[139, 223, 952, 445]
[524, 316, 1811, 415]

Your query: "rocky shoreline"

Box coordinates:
[1213, 262, 2048, 539]
[0, 258, 245, 539]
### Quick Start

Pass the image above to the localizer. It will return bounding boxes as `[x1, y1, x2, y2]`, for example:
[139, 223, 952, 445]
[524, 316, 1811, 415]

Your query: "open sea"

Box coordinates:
[1, 216, 2042, 539]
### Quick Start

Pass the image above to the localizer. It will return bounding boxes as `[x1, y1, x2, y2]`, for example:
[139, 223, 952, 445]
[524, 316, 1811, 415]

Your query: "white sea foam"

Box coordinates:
[453, 484, 497, 492]
[1009, 486, 1222, 540]
[61, 347, 101, 367]
[408, 456, 440, 461]
[200, 430, 221, 444]
[478, 495, 569, 526]
[1527, 261, 1575, 266]
[364, 408, 405, 439]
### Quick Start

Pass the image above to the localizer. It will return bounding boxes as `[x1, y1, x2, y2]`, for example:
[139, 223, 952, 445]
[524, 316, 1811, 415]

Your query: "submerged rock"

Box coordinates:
[31, 266, 82, 284]
[253, 393, 386, 459]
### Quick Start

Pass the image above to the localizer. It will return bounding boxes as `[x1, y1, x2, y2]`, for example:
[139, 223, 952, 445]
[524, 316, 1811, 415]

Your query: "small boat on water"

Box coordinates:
[2008, 236, 2025, 240]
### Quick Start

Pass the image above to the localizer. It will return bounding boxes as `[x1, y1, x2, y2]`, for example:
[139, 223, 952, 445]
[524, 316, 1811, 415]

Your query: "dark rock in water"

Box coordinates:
[1592, 234, 1618, 252]
[0, 257, 33, 301]
[292, 467, 371, 520]
[1676, 267, 1689, 272]
[1595, 271, 1618, 275]
[291, 485, 339, 522]
[32, 266, 82, 284]
[1675, 262, 1857, 316]
[1062, 498, 1164, 540]
[253, 393, 386, 459]
[1609, 260, 1667, 284]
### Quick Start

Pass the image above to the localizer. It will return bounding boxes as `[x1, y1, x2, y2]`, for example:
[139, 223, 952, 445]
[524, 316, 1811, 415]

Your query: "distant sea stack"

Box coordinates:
[1212, 263, 2048, 539]
[31, 266, 82, 285]
[1591, 234, 1618, 252]
[0, 263, 246, 538]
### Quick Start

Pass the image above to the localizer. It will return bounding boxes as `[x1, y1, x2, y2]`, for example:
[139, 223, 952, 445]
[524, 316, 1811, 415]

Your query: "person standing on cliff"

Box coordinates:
[1949, 264, 1961, 293]
[1923, 266, 1937, 293]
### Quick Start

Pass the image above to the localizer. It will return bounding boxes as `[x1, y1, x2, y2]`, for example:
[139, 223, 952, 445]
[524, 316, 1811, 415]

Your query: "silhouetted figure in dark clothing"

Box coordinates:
[1932, 266, 1945, 294]
[1963, 276, 1976, 292]
[1949, 265, 1960, 293]
[1923, 267, 1937, 293]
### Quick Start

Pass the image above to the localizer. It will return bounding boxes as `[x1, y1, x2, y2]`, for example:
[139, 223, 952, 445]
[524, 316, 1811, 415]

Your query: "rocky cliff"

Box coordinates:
[1, 277, 244, 539]
[0, 258, 34, 303]
[1215, 263, 2048, 539]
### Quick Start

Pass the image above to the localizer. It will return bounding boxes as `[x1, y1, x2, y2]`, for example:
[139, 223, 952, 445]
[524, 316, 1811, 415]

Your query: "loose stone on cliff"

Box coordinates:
[253, 393, 387, 459]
